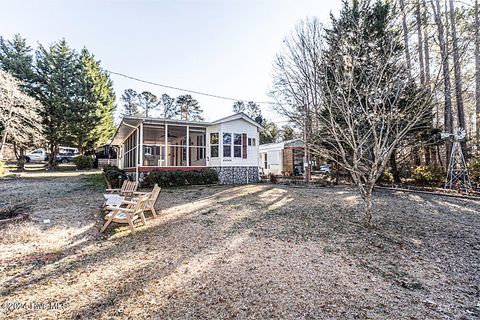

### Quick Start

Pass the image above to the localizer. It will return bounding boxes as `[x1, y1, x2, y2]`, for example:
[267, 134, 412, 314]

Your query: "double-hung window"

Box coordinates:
[223, 133, 232, 157]
[233, 133, 242, 158]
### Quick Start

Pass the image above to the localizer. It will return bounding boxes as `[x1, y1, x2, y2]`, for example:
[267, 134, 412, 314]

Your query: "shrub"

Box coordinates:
[103, 165, 128, 188]
[378, 170, 394, 183]
[412, 165, 444, 186]
[73, 155, 94, 170]
[143, 169, 218, 188]
[468, 157, 480, 187]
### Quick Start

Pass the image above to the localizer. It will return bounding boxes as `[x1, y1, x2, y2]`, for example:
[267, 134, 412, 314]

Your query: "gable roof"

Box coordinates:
[210, 112, 263, 129]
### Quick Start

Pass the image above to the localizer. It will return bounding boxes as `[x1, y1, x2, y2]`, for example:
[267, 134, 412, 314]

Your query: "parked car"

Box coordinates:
[24, 146, 79, 163]
[56, 152, 78, 163]
[319, 164, 332, 174]
[24, 149, 48, 162]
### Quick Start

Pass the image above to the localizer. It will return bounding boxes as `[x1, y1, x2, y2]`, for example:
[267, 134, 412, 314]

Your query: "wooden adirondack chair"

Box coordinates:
[105, 180, 138, 197]
[132, 184, 161, 217]
[101, 193, 151, 233]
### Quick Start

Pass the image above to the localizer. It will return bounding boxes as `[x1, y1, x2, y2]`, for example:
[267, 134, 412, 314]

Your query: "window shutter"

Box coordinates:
[242, 133, 247, 159]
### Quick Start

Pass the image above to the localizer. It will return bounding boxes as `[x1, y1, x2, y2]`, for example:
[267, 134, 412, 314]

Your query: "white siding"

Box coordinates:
[215, 119, 259, 167]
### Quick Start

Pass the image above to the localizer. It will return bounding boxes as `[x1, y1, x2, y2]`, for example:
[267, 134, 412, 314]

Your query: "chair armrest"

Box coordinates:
[132, 191, 147, 195]
[106, 188, 121, 193]
[105, 206, 134, 212]
[121, 200, 138, 205]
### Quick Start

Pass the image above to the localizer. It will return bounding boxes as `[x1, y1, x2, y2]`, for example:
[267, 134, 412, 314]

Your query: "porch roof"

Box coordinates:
[111, 116, 211, 146]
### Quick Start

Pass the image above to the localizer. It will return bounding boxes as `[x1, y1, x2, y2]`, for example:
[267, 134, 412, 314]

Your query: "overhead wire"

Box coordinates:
[107, 70, 278, 106]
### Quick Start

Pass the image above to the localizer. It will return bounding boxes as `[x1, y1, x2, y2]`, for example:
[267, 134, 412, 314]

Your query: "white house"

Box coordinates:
[259, 139, 305, 176]
[110, 112, 262, 184]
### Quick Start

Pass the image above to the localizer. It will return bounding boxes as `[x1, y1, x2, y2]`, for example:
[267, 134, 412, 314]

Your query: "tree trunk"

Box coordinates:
[18, 148, 25, 171]
[400, 0, 413, 78]
[390, 149, 401, 184]
[476, 0, 480, 147]
[0, 130, 7, 159]
[431, 0, 453, 166]
[48, 144, 57, 168]
[364, 190, 373, 227]
[448, 0, 467, 153]
[416, 1, 425, 85]
[423, 0, 431, 86]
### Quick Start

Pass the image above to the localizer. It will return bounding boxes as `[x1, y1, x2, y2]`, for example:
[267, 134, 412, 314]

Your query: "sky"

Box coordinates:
[0, 0, 342, 123]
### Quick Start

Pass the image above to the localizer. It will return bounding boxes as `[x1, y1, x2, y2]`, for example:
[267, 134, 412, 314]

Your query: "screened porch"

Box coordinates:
[121, 122, 207, 170]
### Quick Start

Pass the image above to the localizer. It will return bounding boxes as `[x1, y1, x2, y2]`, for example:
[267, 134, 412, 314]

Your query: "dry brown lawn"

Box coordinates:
[0, 172, 479, 319]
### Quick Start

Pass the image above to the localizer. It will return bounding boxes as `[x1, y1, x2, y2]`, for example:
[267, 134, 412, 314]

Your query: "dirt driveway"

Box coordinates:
[0, 172, 479, 319]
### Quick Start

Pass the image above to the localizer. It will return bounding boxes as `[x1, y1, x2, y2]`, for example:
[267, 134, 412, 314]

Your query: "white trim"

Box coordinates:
[139, 123, 144, 166]
[165, 123, 169, 166]
[186, 125, 190, 166]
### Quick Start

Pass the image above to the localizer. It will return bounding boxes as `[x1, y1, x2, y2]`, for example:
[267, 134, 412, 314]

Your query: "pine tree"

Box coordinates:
[175, 94, 204, 121]
[73, 48, 115, 152]
[161, 93, 176, 119]
[34, 39, 79, 166]
[232, 101, 262, 121]
[121, 89, 141, 116]
[138, 91, 161, 117]
[0, 34, 35, 93]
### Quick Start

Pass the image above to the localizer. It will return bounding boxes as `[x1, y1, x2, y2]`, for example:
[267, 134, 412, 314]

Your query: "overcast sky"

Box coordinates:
[0, 0, 342, 123]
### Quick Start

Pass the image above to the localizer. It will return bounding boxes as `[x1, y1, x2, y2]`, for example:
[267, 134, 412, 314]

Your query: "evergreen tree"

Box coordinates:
[161, 93, 176, 119]
[121, 89, 141, 116]
[175, 94, 204, 121]
[232, 100, 264, 124]
[138, 91, 161, 117]
[74, 48, 116, 152]
[281, 125, 295, 141]
[0, 34, 35, 93]
[260, 121, 280, 144]
[34, 39, 79, 166]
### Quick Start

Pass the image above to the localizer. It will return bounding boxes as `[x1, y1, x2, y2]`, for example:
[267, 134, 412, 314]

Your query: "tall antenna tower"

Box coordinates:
[442, 128, 471, 191]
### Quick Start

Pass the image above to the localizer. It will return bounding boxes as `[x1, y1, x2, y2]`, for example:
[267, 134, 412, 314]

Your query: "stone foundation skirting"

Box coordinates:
[125, 166, 260, 185]
[210, 166, 259, 184]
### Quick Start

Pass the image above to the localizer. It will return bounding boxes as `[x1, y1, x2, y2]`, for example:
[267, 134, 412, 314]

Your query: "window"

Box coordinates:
[223, 133, 232, 157]
[144, 146, 152, 156]
[233, 133, 242, 158]
[248, 138, 256, 146]
[264, 153, 268, 169]
[210, 133, 219, 158]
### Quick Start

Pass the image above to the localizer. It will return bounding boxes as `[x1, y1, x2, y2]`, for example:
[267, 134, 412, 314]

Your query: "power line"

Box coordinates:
[107, 70, 277, 105]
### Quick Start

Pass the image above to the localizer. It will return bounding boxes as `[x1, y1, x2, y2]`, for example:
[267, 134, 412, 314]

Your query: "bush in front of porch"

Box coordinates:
[143, 169, 218, 188]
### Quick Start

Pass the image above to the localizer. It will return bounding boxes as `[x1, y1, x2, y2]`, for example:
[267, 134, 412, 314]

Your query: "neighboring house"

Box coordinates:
[259, 139, 305, 176]
[110, 112, 262, 184]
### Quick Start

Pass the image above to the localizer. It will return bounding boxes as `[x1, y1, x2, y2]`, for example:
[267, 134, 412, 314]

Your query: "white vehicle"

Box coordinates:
[24, 149, 48, 162]
[24, 146, 79, 163]
[319, 164, 332, 174]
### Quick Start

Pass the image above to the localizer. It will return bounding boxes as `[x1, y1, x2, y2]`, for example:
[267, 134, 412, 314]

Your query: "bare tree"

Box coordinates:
[400, 0, 413, 78]
[416, 1, 426, 85]
[431, 0, 454, 164]
[317, 1, 438, 226]
[270, 18, 324, 181]
[448, 0, 466, 134]
[476, 0, 480, 146]
[0, 70, 43, 163]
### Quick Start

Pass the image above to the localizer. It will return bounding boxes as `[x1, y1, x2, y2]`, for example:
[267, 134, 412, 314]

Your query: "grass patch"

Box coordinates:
[83, 173, 106, 190]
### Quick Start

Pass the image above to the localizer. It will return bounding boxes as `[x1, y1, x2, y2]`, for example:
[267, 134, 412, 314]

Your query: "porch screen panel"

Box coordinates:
[143, 125, 167, 166]
[168, 125, 187, 166]
[123, 130, 138, 168]
[189, 127, 206, 166]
